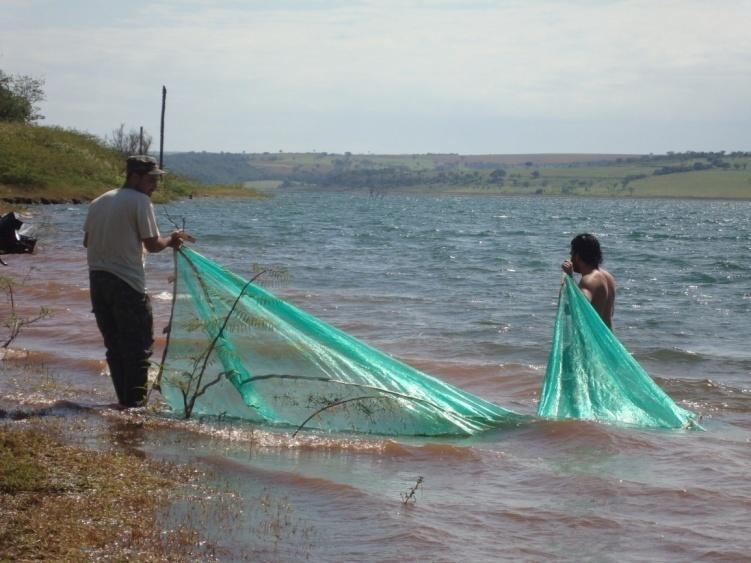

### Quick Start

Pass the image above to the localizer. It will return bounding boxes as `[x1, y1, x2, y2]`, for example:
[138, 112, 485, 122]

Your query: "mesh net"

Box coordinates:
[537, 275, 699, 429]
[157, 248, 528, 436]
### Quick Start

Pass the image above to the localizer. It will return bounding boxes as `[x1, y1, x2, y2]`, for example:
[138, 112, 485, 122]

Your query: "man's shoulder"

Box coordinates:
[104, 187, 153, 208]
[581, 269, 615, 292]
[600, 268, 616, 288]
[90, 187, 119, 204]
[88, 188, 153, 220]
[116, 187, 150, 201]
[581, 270, 606, 287]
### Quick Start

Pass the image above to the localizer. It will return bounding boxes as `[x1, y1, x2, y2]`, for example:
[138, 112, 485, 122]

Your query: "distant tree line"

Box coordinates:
[617, 151, 751, 165]
[621, 153, 743, 186]
[311, 167, 496, 189]
[654, 162, 716, 175]
[652, 156, 732, 176]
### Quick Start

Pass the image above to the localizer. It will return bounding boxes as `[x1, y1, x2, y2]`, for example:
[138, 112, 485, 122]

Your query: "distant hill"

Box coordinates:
[164, 150, 751, 199]
[0, 124, 262, 210]
[164, 152, 268, 184]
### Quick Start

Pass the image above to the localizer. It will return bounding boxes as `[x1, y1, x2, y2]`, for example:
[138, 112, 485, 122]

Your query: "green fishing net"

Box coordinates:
[157, 248, 528, 436]
[538, 275, 699, 429]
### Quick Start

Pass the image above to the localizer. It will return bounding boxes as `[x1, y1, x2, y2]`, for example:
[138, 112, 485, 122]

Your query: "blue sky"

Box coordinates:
[2, 0, 750, 154]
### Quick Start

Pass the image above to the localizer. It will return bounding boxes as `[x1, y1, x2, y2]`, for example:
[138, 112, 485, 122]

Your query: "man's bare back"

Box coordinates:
[578, 268, 616, 329]
[561, 233, 616, 329]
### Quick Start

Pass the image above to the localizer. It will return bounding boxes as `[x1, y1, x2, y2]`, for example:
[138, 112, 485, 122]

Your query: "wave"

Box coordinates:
[197, 453, 370, 497]
[640, 347, 751, 381]
[515, 418, 660, 451]
[713, 260, 750, 272]
[680, 272, 718, 284]
[407, 442, 481, 460]
[642, 347, 707, 364]
[626, 231, 673, 241]
[656, 378, 751, 415]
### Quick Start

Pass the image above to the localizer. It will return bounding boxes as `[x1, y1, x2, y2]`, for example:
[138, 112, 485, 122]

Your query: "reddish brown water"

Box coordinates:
[2, 201, 750, 561]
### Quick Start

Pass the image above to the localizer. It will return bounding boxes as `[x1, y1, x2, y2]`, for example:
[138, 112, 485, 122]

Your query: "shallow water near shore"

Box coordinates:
[2, 193, 751, 560]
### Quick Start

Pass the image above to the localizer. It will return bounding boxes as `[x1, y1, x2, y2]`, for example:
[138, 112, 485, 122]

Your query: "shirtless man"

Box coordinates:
[561, 233, 616, 329]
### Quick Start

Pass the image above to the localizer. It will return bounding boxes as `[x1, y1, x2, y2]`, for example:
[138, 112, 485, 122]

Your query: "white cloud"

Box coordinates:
[2, 0, 750, 152]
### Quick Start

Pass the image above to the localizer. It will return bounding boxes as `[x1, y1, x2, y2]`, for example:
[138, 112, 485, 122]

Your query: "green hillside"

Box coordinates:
[167, 150, 751, 199]
[0, 123, 262, 211]
[0, 123, 122, 201]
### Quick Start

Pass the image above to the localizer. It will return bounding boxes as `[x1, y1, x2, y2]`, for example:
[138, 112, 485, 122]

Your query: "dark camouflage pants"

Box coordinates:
[89, 270, 153, 407]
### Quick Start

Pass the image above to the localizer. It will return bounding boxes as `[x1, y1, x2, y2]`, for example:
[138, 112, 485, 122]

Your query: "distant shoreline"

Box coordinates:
[277, 185, 751, 201]
[168, 150, 751, 200]
[3, 186, 750, 211]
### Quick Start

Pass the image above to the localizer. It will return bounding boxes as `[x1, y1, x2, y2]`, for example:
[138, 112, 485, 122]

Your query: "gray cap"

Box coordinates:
[126, 155, 165, 176]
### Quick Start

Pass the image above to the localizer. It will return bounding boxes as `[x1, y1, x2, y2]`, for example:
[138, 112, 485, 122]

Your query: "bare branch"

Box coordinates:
[292, 395, 398, 437]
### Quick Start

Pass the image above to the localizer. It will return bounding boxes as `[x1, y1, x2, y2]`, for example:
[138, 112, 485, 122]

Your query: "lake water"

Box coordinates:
[2, 192, 750, 561]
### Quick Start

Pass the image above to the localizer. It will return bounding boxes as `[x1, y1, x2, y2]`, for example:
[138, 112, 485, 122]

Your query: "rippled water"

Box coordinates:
[2, 193, 750, 561]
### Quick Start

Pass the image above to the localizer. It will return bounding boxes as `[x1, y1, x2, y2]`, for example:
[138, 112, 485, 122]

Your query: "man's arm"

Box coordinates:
[578, 283, 594, 302]
[142, 230, 196, 253]
[578, 275, 598, 302]
[562, 260, 594, 301]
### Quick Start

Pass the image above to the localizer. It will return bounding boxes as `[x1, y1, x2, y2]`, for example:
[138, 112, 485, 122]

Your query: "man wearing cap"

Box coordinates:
[83, 155, 193, 408]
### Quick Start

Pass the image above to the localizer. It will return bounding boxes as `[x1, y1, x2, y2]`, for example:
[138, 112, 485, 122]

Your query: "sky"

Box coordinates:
[2, 0, 751, 154]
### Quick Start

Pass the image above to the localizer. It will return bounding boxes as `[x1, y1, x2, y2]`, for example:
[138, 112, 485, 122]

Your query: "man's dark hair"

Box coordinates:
[570, 233, 602, 266]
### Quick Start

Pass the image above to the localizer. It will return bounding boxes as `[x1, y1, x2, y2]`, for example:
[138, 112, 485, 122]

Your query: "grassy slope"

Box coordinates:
[0, 123, 122, 200]
[0, 123, 263, 212]
[631, 169, 751, 198]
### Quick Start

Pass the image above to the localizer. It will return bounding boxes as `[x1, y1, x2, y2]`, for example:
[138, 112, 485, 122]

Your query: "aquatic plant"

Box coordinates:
[401, 476, 424, 505]
[0, 272, 51, 357]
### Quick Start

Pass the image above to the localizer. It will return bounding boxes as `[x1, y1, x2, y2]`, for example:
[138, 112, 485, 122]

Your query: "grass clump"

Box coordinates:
[0, 429, 47, 493]
[0, 423, 202, 560]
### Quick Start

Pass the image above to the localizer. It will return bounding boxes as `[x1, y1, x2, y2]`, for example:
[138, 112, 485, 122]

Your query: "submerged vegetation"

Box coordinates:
[167, 150, 751, 199]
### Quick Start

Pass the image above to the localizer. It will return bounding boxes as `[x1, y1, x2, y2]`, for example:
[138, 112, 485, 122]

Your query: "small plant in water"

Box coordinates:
[401, 476, 424, 505]
[0, 273, 51, 358]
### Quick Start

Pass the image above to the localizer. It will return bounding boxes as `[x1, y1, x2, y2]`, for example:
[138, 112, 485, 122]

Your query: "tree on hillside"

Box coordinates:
[106, 123, 153, 156]
[0, 70, 45, 123]
[489, 168, 506, 183]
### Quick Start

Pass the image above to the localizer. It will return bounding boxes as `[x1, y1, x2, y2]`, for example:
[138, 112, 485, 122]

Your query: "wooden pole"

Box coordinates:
[159, 86, 166, 169]
[139, 126, 143, 154]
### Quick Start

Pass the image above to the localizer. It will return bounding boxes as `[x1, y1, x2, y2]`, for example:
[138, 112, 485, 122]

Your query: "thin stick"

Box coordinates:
[159, 86, 166, 170]
[292, 395, 397, 437]
[162, 206, 182, 231]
